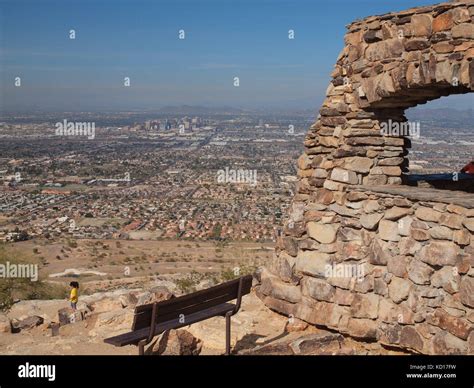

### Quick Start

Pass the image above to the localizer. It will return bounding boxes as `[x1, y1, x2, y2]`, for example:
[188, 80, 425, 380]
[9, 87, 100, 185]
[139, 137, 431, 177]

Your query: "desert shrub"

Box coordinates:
[0, 245, 67, 311]
[175, 271, 206, 294]
[67, 239, 78, 249]
[219, 263, 258, 282]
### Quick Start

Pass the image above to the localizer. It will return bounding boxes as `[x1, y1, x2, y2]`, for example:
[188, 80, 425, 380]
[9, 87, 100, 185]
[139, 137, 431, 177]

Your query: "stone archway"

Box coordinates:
[306, 1, 474, 190]
[258, 1, 474, 355]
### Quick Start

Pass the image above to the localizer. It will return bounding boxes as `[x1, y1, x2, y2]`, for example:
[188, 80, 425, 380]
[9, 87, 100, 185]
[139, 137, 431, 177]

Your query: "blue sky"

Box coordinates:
[0, 0, 472, 112]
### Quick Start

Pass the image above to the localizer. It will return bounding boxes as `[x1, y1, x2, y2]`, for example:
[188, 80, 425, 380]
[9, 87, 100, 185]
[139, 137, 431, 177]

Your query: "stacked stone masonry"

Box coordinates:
[259, 1, 474, 355]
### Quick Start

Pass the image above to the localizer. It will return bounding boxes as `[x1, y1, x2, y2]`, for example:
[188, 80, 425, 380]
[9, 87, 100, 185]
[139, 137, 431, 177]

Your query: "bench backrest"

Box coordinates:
[132, 275, 253, 331]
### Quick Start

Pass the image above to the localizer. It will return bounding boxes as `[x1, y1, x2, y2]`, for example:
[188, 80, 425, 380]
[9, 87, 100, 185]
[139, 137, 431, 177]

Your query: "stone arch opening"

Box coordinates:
[259, 1, 474, 355]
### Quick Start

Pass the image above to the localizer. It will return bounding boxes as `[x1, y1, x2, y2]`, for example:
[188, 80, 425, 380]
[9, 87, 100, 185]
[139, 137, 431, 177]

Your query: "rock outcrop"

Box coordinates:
[152, 329, 202, 355]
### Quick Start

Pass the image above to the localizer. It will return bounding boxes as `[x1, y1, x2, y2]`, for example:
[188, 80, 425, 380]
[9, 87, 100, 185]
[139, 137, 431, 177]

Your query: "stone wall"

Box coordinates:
[259, 1, 474, 355]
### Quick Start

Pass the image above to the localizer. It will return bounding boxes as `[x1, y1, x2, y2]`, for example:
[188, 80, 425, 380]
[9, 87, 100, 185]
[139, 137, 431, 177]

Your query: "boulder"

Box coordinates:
[136, 287, 175, 306]
[118, 293, 138, 308]
[152, 329, 202, 355]
[58, 308, 87, 326]
[6, 299, 67, 325]
[89, 298, 124, 313]
[89, 309, 134, 338]
[11, 315, 44, 331]
[289, 331, 344, 354]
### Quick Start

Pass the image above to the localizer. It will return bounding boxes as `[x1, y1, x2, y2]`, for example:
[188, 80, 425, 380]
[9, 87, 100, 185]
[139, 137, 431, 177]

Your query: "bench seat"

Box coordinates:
[104, 302, 235, 347]
[104, 275, 253, 354]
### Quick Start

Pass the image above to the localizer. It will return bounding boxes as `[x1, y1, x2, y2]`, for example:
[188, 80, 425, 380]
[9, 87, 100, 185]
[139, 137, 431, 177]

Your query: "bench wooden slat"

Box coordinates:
[132, 275, 252, 330]
[104, 302, 235, 347]
[134, 275, 252, 314]
[150, 293, 240, 324]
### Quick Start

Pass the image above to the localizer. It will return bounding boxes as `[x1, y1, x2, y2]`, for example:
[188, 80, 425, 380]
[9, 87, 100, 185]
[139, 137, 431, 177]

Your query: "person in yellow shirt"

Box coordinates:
[69, 281, 79, 310]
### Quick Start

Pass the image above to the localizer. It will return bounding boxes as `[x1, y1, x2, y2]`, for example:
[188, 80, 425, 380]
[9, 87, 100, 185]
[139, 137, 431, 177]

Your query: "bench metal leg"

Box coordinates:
[138, 339, 147, 356]
[138, 302, 158, 356]
[225, 311, 232, 355]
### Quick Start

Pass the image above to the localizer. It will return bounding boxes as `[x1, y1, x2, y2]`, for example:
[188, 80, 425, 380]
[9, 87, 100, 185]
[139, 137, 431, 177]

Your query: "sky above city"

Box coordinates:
[1, 0, 473, 112]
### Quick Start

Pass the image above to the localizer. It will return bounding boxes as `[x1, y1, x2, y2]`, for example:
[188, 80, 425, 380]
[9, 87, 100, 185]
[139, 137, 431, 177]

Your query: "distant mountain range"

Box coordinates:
[155, 105, 317, 116]
[157, 105, 246, 114]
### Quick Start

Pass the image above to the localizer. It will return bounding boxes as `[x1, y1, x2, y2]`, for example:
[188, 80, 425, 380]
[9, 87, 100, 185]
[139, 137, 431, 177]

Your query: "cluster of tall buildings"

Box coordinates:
[126, 117, 204, 132]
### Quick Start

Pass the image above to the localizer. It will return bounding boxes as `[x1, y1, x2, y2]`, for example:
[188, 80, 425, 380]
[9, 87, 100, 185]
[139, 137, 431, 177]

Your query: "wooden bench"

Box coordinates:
[104, 275, 253, 355]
